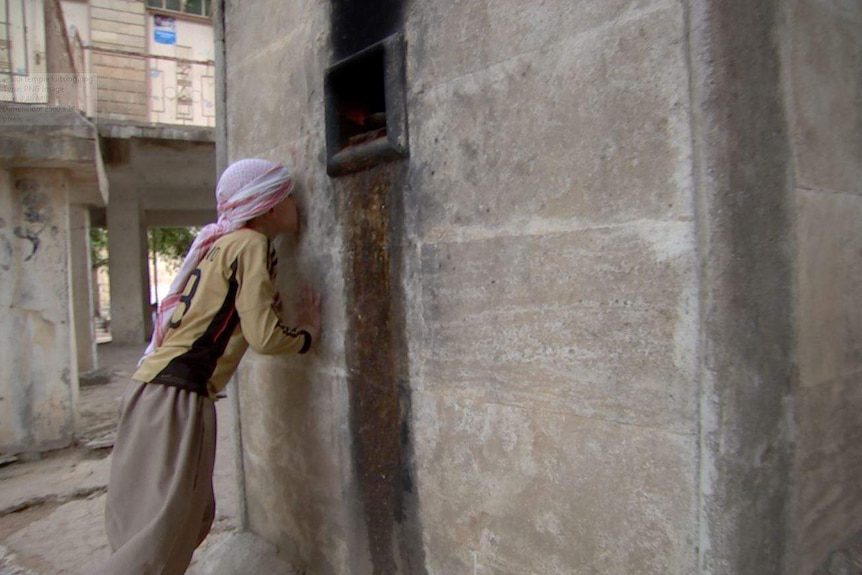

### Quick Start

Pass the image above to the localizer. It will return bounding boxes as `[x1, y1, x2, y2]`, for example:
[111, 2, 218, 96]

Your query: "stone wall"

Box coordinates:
[225, 2, 353, 572]
[222, 0, 862, 573]
[788, 0, 862, 573]
[225, 0, 699, 573]
[405, 0, 699, 573]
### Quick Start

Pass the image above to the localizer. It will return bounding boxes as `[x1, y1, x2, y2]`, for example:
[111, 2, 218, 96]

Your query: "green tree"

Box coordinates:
[89, 226, 198, 271]
[90, 227, 109, 269]
[147, 227, 198, 264]
[148, 227, 198, 300]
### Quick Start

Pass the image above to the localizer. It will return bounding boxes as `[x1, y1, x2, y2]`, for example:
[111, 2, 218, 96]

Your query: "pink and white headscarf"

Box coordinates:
[145, 158, 294, 357]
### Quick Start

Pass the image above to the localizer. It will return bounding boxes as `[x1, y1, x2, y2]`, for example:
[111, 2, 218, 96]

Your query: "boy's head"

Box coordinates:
[215, 159, 295, 233]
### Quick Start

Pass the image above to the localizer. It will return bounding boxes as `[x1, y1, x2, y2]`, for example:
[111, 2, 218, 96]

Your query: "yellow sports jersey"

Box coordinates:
[133, 228, 311, 398]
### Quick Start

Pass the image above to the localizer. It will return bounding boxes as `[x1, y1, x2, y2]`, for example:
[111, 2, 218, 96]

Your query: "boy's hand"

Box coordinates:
[295, 284, 321, 346]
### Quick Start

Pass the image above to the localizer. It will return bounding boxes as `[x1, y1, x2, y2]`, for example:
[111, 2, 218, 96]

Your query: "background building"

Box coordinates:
[0, 0, 216, 454]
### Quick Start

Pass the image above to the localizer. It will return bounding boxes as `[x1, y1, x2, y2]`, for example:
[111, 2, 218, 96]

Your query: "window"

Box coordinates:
[324, 34, 408, 176]
[146, 0, 211, 18]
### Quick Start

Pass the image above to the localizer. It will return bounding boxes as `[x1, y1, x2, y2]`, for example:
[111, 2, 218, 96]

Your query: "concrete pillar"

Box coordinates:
[107, 192, 150, 343]
[0, 168, 78, 454]
[70, 204, 97, 372]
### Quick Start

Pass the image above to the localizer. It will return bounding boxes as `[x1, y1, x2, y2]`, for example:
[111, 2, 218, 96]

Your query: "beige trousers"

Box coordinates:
[93, 380, 216, 575]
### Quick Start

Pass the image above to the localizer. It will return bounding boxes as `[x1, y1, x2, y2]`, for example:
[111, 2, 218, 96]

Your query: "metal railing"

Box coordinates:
[0, 0, 90, 114]
[0, 0, 215, 127]
[147, 52, 215, 127]
[84, 44, 215, 127]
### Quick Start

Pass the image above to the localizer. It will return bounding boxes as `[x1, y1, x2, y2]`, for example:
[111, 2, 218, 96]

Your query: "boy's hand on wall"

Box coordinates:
[296, 284, 321, 346]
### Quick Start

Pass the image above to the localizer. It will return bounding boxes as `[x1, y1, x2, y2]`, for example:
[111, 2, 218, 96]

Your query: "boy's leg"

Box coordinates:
[93, 381, 216, 575]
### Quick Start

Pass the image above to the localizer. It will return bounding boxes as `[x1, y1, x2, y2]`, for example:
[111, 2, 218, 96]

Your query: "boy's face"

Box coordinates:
[271, 195, 299, 235]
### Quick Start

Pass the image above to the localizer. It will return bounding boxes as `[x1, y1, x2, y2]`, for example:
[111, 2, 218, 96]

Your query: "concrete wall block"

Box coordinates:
[226, 0, 325, 71]
[416, 224, 697, 432]
[98, 109, 148, 123]
[225, 9, 328, 161]
[91, 52, 147, 71]
[797, 190, 862, 386]
[238, 358, 354, 575]
[794, 376, 862, 574]
[92, 63, 117, 80]
[95, 102, 147, 121]
[97, 90, 147, 114]
[407, 0, 670, 88]
[89, 6, 146, 26]
[98, 77, 146, 94]
[412, 391, 697, 574]
[794, 189, 862, 571]
[91, 29, 146, 51]
[408, 5, 691, 236]
[90, 0, 144, 15]
[98, 90, 147, 106]
[790, 0, 862, 195]
[90, 18, 145, 38]
[94, 65, 146, 82]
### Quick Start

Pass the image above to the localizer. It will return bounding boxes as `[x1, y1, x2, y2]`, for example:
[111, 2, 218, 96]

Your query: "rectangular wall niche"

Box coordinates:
[325, 34, 408, 177]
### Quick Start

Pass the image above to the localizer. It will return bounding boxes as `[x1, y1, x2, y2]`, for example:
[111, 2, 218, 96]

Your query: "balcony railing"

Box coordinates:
[148, 52, 215, 127]
[0, 0, 91, 114]
[0, 0, 213, 128]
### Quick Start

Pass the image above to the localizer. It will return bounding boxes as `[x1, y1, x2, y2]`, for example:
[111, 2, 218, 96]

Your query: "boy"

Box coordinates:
[93, 159, 321, 575]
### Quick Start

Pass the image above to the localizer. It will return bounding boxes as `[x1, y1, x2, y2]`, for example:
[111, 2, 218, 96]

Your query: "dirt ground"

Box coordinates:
[0, 342, 239, 575]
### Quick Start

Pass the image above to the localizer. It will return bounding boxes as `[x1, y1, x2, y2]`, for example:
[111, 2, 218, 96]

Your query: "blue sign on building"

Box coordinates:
[153, 15, 176, 45]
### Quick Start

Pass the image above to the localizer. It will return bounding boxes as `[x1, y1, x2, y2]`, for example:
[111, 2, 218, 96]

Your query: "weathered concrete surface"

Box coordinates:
[237, 351, 355, 575]
[336, 163, 422, 575]
[687, 2, 796, 574]
[106, 189, 149, 344]
[0, 169, 79, 454]
[70, 205, 97, 373]
[0, 345, 130, 575]
[0, 104, 107, 207]
[813, 530, 862, 575]
[413, 397, 696, 574]
[793, 193, 862, 574]
[225, 1, 359, 573]
[784, 1, 862, 573]
[789, 0, 862, 196]
[188, 532, 297, 575]
[415, 226, 696, 433]
[223, 0, 701, 572]
[404, 1, 698, 573]
[97, 122, 216, 143]
[0, 106, 105, 456]
[221, 0, 862, 573]
[0, 445, 109, 518]
[407, 1, 692, 234]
